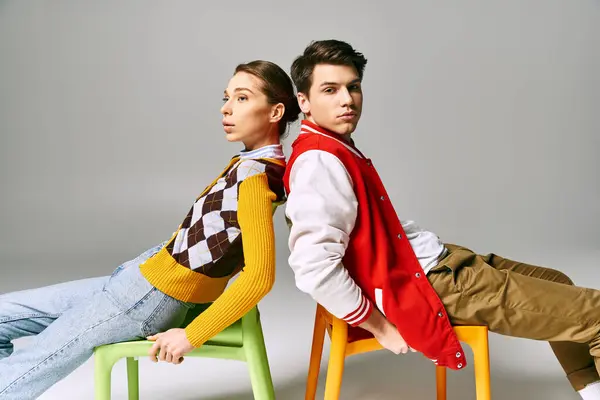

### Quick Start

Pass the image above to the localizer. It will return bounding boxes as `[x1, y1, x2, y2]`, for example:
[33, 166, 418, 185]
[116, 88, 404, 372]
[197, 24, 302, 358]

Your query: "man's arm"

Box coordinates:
[286, 149, 373, 326]
[286, 150, 411, 354]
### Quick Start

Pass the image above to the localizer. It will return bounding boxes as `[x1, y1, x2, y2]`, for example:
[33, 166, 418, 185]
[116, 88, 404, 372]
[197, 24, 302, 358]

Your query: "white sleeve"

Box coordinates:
[285, 150, 373, 326]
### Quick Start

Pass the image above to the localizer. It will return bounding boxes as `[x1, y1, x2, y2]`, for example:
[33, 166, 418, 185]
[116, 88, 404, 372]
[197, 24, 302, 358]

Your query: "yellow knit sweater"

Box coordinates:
[139, 156, 284, 347]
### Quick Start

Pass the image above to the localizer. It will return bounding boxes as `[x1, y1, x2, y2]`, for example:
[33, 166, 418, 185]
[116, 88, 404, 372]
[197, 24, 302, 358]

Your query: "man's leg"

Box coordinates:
[428, 244, 600, 396]
[481, 251, 600, 392]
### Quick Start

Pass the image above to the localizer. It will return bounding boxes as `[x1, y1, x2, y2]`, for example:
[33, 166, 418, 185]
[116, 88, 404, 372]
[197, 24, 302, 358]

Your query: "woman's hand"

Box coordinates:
[147, 328, 195, 364]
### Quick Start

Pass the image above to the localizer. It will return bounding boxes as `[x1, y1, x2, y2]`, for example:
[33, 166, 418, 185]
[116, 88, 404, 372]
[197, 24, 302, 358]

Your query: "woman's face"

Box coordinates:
[220, 72, 281, 150]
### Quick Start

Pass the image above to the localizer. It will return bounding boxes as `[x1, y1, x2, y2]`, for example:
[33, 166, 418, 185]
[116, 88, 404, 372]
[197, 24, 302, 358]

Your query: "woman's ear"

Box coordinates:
[270, 103, 285, 123]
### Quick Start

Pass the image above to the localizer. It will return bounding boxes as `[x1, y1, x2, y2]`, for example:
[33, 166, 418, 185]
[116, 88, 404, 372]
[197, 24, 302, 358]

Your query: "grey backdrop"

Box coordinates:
[1, 1, 599, 399]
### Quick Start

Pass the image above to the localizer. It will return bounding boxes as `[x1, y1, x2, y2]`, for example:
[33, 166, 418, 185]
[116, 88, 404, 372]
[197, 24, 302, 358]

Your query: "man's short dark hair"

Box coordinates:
[290, 40, 368, 95]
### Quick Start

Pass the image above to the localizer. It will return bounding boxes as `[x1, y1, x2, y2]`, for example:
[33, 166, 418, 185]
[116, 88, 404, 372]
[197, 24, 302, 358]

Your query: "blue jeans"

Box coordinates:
[0, 243, 194, 399]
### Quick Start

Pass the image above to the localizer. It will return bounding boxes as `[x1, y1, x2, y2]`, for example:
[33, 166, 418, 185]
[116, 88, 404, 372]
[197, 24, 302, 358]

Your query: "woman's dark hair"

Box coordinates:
[235, 60, 301, 137]
[291, 39, 368, 96]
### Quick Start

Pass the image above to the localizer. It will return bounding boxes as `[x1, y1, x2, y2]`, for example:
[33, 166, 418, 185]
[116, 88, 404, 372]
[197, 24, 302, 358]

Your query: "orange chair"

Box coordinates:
[305, 304, 491, 400]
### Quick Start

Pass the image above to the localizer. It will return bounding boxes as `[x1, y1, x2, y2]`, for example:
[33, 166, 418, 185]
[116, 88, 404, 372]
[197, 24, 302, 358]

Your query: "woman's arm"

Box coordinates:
[183, 173, 277, 348]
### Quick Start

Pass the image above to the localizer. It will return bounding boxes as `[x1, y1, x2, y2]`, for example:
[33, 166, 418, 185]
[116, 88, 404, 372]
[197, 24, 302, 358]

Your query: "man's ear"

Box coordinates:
[269, 103, 285, 123]
[297, 92, 311, 114]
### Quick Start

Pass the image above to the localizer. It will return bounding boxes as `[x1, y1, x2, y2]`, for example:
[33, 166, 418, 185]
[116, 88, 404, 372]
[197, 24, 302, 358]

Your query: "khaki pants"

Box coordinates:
[427, 244, 600, 391]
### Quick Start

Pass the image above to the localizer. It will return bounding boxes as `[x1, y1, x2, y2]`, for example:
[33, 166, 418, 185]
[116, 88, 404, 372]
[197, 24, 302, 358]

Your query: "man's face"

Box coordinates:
[298, 64, 363, 138]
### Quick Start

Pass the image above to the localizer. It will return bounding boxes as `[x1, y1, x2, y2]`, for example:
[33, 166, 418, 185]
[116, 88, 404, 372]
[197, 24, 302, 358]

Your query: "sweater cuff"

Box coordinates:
[342, 294, 373, 327]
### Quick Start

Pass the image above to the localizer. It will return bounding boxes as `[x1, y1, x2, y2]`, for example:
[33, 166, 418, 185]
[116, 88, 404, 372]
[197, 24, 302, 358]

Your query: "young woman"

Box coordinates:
[0, 60, 300, 399]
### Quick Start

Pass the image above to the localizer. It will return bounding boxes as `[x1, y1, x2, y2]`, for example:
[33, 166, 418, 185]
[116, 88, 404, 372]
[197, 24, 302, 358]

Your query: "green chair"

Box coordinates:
[93, 305, 274, 399]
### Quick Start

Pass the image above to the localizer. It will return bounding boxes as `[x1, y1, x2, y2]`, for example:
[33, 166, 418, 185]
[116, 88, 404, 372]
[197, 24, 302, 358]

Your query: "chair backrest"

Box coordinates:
[272, 200, 284, 215]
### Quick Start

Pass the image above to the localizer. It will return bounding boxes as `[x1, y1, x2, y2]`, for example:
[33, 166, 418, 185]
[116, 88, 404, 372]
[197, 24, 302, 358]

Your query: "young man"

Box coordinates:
[283, 39, 600, 399]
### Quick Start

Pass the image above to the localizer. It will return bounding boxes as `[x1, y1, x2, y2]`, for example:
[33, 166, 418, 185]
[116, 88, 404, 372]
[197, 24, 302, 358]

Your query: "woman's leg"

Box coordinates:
[0, 264, 190, 400]
[0, 276, 108, 360]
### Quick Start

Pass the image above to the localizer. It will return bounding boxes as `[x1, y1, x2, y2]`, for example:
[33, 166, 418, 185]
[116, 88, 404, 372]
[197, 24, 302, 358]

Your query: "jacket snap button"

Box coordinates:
[380, 196, 385, 200]
[415, 272, 421, 278]
[456, 352, 461, 357]
[457, 363, 463, 368]
[437, 312, 443, 317]
[397, 233, 402, 239]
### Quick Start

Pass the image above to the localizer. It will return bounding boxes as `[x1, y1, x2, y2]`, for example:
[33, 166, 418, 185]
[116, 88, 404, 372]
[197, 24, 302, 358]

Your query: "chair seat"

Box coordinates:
[94, 318, 246, 361]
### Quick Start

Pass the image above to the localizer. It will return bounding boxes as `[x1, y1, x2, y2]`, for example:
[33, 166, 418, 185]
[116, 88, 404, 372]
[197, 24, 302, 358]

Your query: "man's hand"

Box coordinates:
[147, 328, 195, 364]
[358, 308, 416, 355]
[372, 323, 414, 354]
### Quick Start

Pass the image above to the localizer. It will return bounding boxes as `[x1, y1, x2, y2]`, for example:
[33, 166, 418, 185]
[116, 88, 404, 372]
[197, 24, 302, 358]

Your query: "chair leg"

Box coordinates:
[472, 328, 491, 400]
[324, 318, 348, 400]
[243, 307, 276, 400]
[94, 348, 115, 400]
[126, 357, 140, 400]
[436, 366, 447, 400]
[305, 305, 327, 400]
